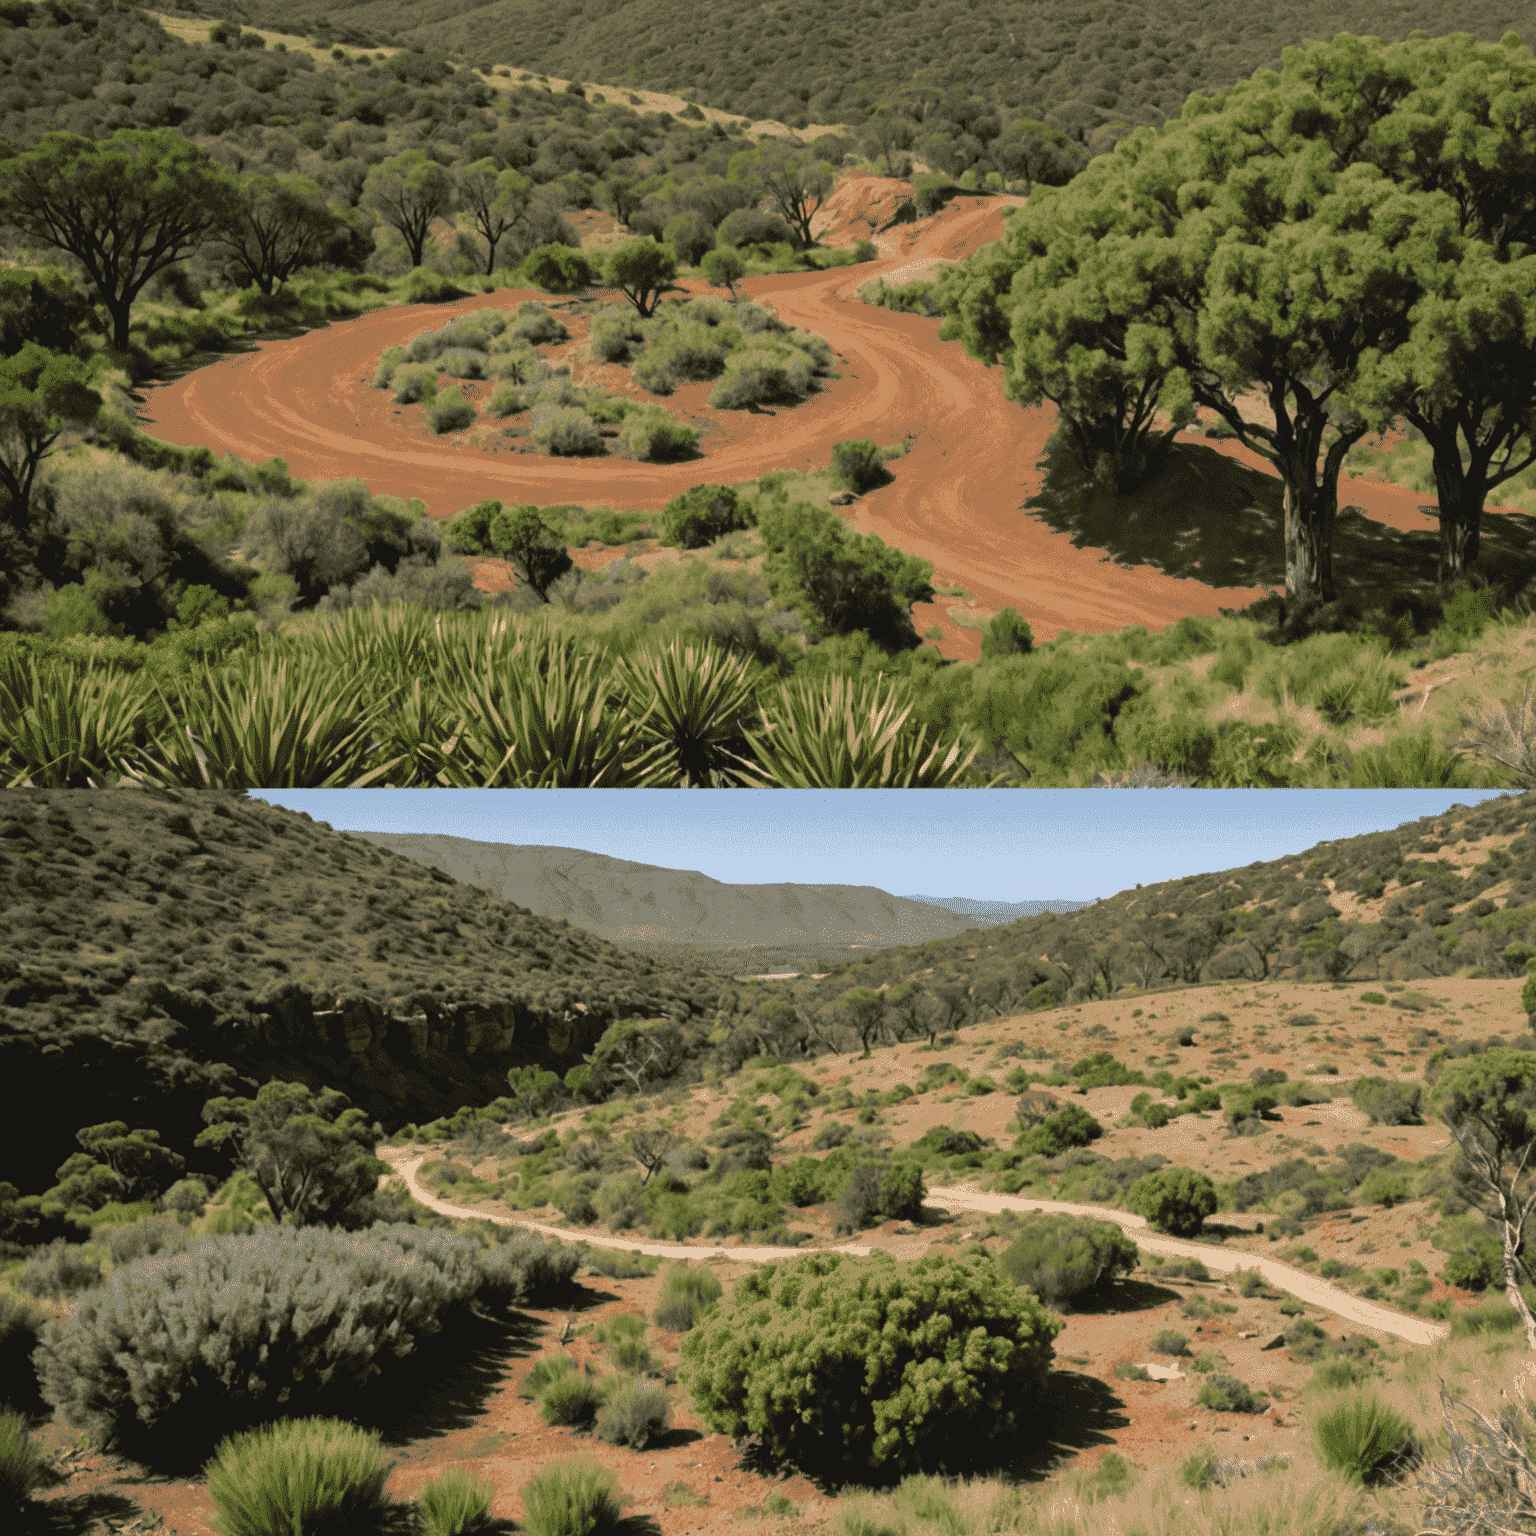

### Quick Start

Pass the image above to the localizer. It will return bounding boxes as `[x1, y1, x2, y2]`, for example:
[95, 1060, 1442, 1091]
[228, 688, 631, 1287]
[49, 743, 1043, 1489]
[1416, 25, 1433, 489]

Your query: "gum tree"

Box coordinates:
[0, 129, 240, 350]
[0, 343, 100, 528]
[1427, 1046, 1536, 1350]
[456, 159, 534, 275]
[215, 175, 363, 295]
[361, 149, 453, 268]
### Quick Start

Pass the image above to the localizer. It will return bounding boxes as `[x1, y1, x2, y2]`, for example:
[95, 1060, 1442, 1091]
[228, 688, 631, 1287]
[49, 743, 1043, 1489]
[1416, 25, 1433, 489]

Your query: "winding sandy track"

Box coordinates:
[377, 1148, 1450, 1346]
[136, 199, 1289, 642]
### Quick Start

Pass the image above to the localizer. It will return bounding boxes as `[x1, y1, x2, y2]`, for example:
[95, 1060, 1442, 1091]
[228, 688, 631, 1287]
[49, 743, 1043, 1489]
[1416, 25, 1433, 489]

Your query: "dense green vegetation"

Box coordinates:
[218, 0, 1536, 165]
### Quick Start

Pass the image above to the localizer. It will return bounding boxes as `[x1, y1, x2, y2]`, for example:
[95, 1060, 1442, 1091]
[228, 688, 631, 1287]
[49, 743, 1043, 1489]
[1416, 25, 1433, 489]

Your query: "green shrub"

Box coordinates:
[1311, 1394, 1417, 1485]
[1349, 1077, 1423, 1126]
[0, 1405, 48, 1510]
[1152, 1330, 1190, 1356]
[660, 484, 747, 549]
[594, 1314, 646, 1347]
[1114, 1361, 1153, 1380]
[830, 439, 888, 493]
[609, 1338, 660, 1375]
[520, 1459, 621, 1536]
[980, 608, 1034, 659]
[1345, 729, 1472, 788]
[1142, 1103, 1172, 1129]
[420, 1467, 496, 1536]
[1125, 1167, 1219, 1237]
[1443, 1249, 1500, 1291]
[372, 344, 406, 387]
[428, 387, 477, 433]
[593, 1376, 671, 1448]
[520, 245, 600, 293]
[532, 404, 604, 455]
[1230, 1266, 1268, 1298]
[1359, 992, 1387, 1005]
[513, 302, 570, 345]
[1357, 1166, 1413, 1207]
[1179, 1449, 1221, 1490]
[521, 1354, 578, 1399]
[204, 1417, 394, 1536]
[996, 1212, 1139, 1306]
[679, 1250, 1063, 1482]
[392, 363, 439, 404]
[1195, 1374, 1269, 1414]
[1449, 1297, 1525, 1336]
[1312, 1359, 1373, 1392]
[435, 347, 487, 379]
[620, 408, 698, 461]
[34, 1224, 488, 1465]
[16, 1240, 103, 1300]
[653, 1265, 722, 1332]
[539, 1371, 604, 1428]
[1190, 1352, 1225, 1375]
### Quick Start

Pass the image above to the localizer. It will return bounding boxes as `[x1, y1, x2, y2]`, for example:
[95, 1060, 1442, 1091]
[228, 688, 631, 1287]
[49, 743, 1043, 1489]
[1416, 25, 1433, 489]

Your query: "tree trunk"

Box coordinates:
[1430, 433, 1486, 581]
[107, 298, 132, 353]
[1281, 469, 1337, 603]
[1503, 1217, 1536, 1352]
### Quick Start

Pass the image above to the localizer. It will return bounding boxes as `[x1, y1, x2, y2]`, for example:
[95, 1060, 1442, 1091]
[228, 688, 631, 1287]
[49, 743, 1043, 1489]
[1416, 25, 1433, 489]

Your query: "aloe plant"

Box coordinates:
[742, 672, 979, 787]
[620, 638, 759, 786]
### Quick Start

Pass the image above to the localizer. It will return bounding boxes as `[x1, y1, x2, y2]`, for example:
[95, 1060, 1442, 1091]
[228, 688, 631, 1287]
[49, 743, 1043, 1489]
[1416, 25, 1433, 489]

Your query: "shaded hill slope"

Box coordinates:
[352, 832, 982, 947]
[0, 791, 722, 1193]
[223, 0, 1536, 138]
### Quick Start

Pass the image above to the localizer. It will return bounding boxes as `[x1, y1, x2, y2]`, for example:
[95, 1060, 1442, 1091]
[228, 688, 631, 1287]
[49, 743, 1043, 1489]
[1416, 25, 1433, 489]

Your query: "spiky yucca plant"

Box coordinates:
[0, 653, 149, 786]
[1311, 1392, 1417, 1485]
[620, 638, 759, 786]
[743, 672, 979, 787]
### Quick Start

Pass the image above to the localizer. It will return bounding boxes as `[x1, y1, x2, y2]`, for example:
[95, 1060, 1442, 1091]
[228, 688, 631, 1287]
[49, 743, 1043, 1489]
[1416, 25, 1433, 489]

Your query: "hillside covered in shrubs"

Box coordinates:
[0, 789, 723, 1194]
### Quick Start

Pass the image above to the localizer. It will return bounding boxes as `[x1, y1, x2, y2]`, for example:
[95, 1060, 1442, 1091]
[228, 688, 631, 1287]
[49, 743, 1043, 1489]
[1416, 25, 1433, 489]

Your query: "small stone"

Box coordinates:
[1189, 1422, 1198, 1431]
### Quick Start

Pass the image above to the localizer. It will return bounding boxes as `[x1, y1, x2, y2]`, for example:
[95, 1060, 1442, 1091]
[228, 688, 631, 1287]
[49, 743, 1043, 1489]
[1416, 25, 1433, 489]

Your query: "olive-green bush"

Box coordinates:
[679, 1250, 1062, 1482]
[996, 1212, 1139, 1306]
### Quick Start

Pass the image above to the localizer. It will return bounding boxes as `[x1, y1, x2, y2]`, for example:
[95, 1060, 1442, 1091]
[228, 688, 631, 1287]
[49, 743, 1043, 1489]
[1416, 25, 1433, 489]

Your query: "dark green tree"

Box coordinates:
[833, 987, 888, 1058]
[361, 149, 454, 268]
[215, 175, 358, 295]
[457, 159, 534, 274]
[506, 1065, 562, 1119]
[0, 343, 100, 528]
[72, 1122, 185, 1203]
[732, 142, 833, 250]
[1427, 1048, 1536, 1351]
[606, 237, 676, 318]
[194, 1081, 388, 1228]
[488, 503, 573, 600]
[0, 269, 97, 356]
[862, 110, 916, 175]
[0, 129, 240, 350]
[1125, 1166, 1218, 1237]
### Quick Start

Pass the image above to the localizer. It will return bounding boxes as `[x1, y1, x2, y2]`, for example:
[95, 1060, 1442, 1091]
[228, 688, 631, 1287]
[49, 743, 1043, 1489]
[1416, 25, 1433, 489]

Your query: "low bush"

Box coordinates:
[0, 1405, 48, 1510]
[392, 363, 439, 404]
[531, 404, 604, 455]
[520, 1458, 621, 1536]
[1125, 1167, 1219, 1236]
[653, 1264, 722, 1332]
[996, 1212, 1139, 1307]
[539, 1372, 604, 1428]
[513, 302, 570, 345]
[1350, 1077, 1424, 1126]
[33, 1224, 490, 1465]
[428, 387, 477, 433]
[1443, 1248, 1500, 1292]
[1152, 1330, 1191, 1356]
[521, 1354, 578, 1399]
[204, 1417, 394, 1536]
[1114, 1361, 1153, 1380]
[660, 484, 748, 549]
[830, 439, 889, 494]
[1311, 1394, 1417, 1485]
[593, 1377, 671, 1448]
[15, 1241, 103, 1300]
[420, 1467, 496, 1536]
[1195, 1374, 1270, 1414]
[679, 1250, 1063, 1482]
[619, 408, 698, 461]
[1231, 1266, 1269, 1298]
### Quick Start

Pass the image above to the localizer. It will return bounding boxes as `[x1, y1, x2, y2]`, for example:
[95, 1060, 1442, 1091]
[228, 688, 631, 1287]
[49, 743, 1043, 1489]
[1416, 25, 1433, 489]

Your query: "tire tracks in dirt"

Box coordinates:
[138, 199, 1277, 642]
[376, 1148, 1451, 1346]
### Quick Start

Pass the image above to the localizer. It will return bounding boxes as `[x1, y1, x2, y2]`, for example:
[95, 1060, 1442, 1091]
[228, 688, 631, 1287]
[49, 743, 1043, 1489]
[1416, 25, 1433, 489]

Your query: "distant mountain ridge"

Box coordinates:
[902, 896, 1095, 923]
[352, 834, 986, 948]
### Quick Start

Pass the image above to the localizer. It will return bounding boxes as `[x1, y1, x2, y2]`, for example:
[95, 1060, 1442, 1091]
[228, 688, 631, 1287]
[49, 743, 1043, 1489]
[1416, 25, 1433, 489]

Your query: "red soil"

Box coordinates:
[135, 186, 1448, 646]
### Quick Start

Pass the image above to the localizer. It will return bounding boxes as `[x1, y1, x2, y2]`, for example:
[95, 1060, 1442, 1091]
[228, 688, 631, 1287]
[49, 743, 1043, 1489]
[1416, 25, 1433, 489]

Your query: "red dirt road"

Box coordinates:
[136, 192, 1441, 642]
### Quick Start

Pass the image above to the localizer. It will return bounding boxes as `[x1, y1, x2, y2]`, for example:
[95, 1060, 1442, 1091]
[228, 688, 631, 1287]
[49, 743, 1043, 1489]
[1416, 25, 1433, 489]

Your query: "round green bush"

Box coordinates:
[830, 438, 887, 494]
[593, 1377, 670, 1449]
[419, 1467, 496, 1536]
[1151, 1330, 1190, 1356]
[520, 1458, 620, 1536]
[1195, 1374, 1269, 1414]
[1142, 1102, 1172, 1128]
[679, 1250, 1063, 1482]
[428, 387, 476, 433]
[659, 484, 747, 548]
[1442, 1248, 1499, 1292]
[620, 408, 699, 461]
[538, 1371, 603, 1428]
[653, 1264, 721, 1332]
[1125, 1167, 1219, 1237]
[996, 1212, 1139, 1307]
[531, 404, 603, 455]
[204, 1417, 394, 1536]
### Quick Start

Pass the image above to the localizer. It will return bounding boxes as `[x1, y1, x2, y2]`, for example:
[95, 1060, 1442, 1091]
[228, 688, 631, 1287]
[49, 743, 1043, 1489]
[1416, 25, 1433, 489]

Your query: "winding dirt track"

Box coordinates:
[377, 1149, 1450, 1347]
[137, 200, 1301, 642]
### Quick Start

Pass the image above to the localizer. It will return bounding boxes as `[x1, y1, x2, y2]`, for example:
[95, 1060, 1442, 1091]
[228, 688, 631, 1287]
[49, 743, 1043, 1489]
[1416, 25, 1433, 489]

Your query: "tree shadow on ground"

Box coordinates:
[649, 1426, 705, 1451]
[1024, 436, 1536, 602]
[26, 1492, 143, 1535]
[361, 1307, 544, 1447]
[1065, 1276, 1182, 1316]
[1004, 1372, 1131, 1483]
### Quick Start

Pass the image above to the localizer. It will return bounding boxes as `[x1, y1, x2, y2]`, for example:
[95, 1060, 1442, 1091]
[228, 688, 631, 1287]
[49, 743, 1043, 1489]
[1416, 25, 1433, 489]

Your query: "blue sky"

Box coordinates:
[246, 790, 1509, 902]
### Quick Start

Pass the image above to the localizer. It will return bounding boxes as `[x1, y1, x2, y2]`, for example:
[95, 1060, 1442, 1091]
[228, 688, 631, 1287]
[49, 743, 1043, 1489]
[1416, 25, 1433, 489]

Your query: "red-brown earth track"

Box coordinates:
[137, 188, 1460, 643]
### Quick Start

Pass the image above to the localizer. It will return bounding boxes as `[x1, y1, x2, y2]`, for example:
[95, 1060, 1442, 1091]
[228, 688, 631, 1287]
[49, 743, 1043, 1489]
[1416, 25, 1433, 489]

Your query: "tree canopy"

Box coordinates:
[361, 149, 454, 268]
[938, 32, 1536, 599]
[0, 128, 240, 350]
